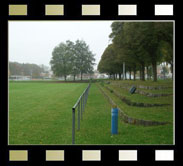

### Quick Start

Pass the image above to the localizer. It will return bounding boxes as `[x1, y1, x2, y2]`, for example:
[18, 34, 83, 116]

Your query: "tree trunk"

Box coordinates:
[133, 67, 136, 81]
[119, 73, 121, 80]
[73, 75, 76, 81]
[129, 68, 131, 80]
[81, 72, 83, 80]
[141, 63, 145, 81]
[146, 66, 149, 80]
[125, 70, 127, 80]
[64, 75, 67, 81]
[152, 61, 157, 82]
[170, 63, 173, 80]
[139, 70, 142, 80]
[146, 66, 151, 80]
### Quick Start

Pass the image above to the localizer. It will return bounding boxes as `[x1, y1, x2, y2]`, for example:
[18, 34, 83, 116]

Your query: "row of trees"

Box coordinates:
[9, 62, 49, 78]
[50, 40, 95, 81]
[98, 22, 173, 81]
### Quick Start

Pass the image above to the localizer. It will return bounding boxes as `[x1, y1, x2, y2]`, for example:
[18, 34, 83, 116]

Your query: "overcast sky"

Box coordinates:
[9, 21, 113, 70]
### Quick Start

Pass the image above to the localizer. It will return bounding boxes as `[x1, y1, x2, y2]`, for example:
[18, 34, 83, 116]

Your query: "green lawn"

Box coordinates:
[109, 79, 173, 87]
[100, 84, 173, 122]
[108, 84, 173, 105]
[9, 81, 173, 145]
[9, 82, 88, 144]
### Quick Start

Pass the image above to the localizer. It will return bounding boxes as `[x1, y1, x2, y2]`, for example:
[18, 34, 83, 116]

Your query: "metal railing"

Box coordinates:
[72, 83, 91, 144]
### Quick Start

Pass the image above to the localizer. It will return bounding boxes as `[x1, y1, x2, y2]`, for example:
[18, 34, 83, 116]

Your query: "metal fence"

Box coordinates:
[72, 83, 91, 144]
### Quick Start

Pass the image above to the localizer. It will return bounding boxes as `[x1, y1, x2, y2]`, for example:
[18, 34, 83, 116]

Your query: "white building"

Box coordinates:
[9, 75, 31, 81]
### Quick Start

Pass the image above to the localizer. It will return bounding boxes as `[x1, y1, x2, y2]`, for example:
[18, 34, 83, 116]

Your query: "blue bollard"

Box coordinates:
[111, 108, 118, 134]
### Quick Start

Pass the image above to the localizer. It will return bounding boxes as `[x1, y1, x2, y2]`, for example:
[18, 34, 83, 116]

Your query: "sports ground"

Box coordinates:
[9, 80, 173, 145]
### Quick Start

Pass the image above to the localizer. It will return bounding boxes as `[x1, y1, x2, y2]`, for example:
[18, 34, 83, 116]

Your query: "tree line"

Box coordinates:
[50, 40, 95, 81]
[98, 22, 173, 81]
[9, 62, 49, 78]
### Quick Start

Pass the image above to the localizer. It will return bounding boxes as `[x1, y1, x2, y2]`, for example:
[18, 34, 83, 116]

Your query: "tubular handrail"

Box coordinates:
[72, 83, 91, 144]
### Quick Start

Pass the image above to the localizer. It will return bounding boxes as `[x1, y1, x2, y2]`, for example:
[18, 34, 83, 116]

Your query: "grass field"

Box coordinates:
[9, 80, 173, 145]
[9, 82, 88, 144]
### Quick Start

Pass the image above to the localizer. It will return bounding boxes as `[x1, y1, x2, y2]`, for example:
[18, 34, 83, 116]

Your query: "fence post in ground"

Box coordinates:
[87, 86, 89, 101]
[72, 83, 91, 144]
[84, 91, 86, 108]
[86, 88, 88, 104]
[78, 101, 80, 131]
[83, 93, 84, 110]
[83, 93, 84, 111]
[81, 96, 83, 120]
[72, 108, 75, 144]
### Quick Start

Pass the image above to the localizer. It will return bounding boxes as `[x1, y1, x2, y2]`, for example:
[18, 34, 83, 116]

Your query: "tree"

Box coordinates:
[132, 22, 173, 81]
[9, 62, 43, 78]
[159, 41, 173, 79]
[66, 40, 79, 81]
[74, 40, 95, 80]
[158, 22, 173, 79]
[112, 22, 149, 81]
[103, 22, 173, 82]
[50, 40, 95, 81]
[98, 44, 120, 79]
[50, 42, 72, 81]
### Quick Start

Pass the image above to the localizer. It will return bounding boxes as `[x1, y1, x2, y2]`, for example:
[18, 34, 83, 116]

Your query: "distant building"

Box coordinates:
[91, 70, 108, 79]
[9, 75, 31, 81]
[157, 63, 172, 79]
[40, 70, 53, 79]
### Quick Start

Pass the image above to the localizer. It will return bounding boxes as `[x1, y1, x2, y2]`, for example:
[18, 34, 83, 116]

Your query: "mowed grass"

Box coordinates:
[108, 84, 173, 105]
[9, 81, 173, 145]
[110, 79, 173, 87]
[76, 84, 173, 144]
[100, 80, 173, 123]
[9, 82, 88, 144]
[101, 84, 173, 122]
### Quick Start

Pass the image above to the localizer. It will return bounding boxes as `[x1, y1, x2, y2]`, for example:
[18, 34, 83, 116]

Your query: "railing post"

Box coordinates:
[86, 88, 88, 103]
[78, 101, 80, 131]
[83, 93, 85, 112]
[81, 96, 83, 120]
[85, 91, 86, 106]
[72, 83, 91, 144]
[72, 108, 75, 144]
[84, 91, 86, 110]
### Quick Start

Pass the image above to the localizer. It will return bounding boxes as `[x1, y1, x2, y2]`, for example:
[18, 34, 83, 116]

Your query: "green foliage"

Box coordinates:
[98, 44, 120, 75]
[50, 40, 95, 81]
[74, 40, 95, 80]
[50, 42, 73, 80]
[98, 22, 173, 82]
[9, 62, 48, 78]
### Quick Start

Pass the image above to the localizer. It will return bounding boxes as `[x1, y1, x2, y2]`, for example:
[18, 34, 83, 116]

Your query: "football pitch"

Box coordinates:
[9, 81, 173, 145]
